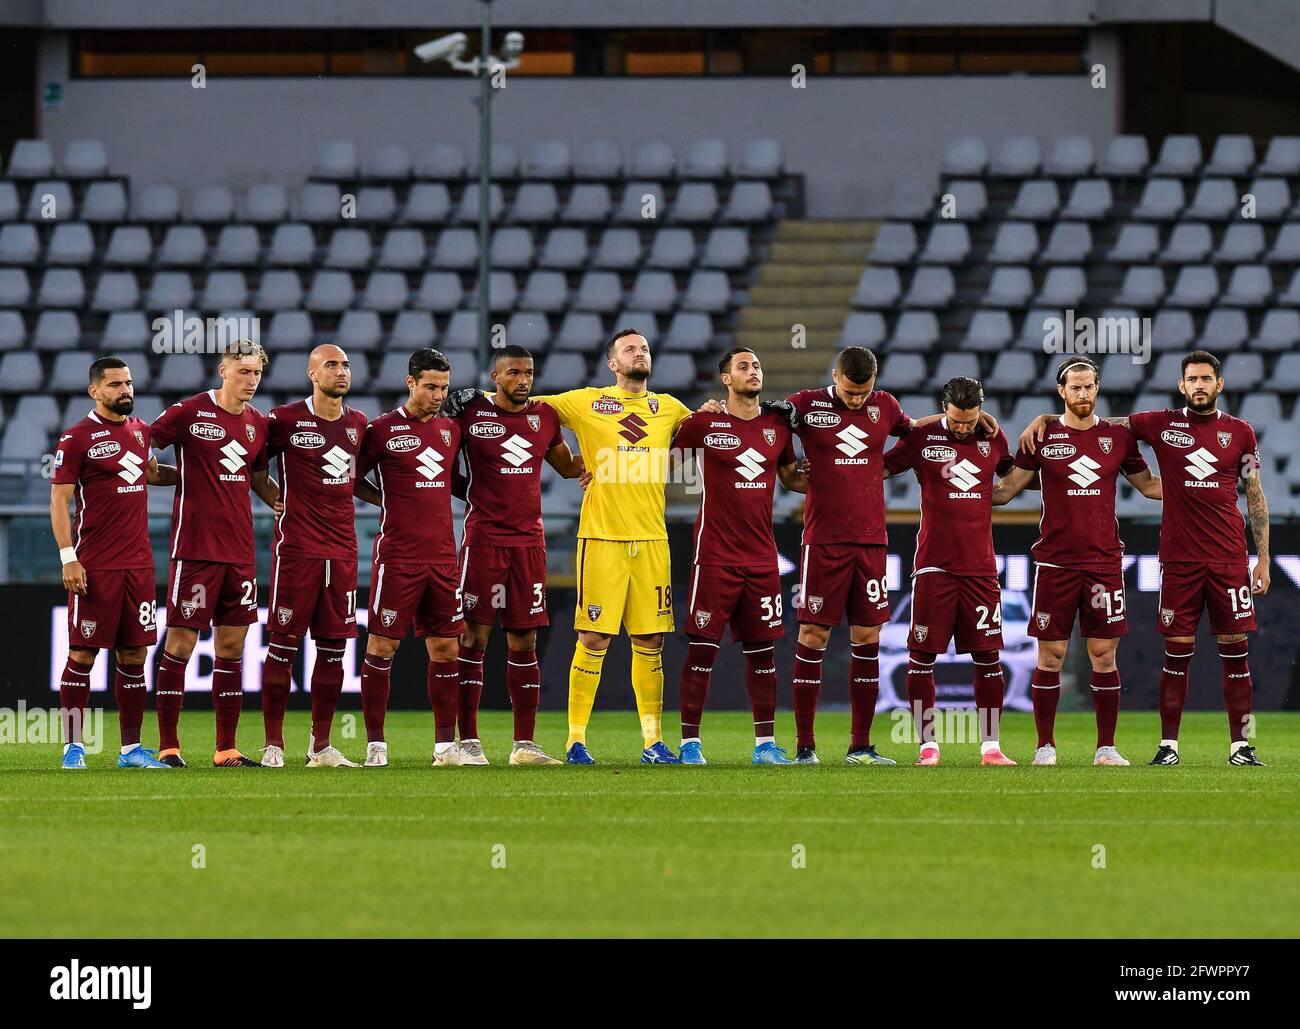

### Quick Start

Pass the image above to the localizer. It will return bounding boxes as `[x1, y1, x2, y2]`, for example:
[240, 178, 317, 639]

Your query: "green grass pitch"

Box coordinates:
[2, 710, 1297, 938]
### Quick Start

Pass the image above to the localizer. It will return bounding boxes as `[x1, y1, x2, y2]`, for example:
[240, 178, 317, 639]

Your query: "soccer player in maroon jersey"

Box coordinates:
[671, 347, 806, 764]
[258, 344, 370, 769]
[883, 376, 1018, 766]
[448, 344, 583, 766]
[149, 341, 278, 768]
[992, 357, 1162, 766]
[50, 357, 176, 769]
[355, 348, 465, 767]
[1021, 350, 1271, 766]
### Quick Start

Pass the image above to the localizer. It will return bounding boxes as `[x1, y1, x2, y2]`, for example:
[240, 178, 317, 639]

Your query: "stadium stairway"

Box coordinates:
[736, 220, 878, 394]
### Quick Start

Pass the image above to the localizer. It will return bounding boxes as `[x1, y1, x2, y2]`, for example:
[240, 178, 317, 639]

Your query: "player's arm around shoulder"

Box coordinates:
[528, 387, 591, 428]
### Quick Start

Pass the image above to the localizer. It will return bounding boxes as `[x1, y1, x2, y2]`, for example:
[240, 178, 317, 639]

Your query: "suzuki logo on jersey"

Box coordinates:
[1067, 454, 1102, 491]
[835, 423, 870, 459]
[618, 413, 648, 445]
[945, 458, 982, 494]
[321, 445, 351, 482]
[218, 439, 248, 476]
[416, 447, 445, 482]
[1184, 447, 1219, 484]
[500, 434, 534, 471]
[117, 451, 145, 485]
[735, 448, 768, 485]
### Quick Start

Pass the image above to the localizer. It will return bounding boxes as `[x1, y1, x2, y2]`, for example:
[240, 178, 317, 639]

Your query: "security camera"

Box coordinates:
[413, 32, 468, 64]
[502, 31, 525, 62]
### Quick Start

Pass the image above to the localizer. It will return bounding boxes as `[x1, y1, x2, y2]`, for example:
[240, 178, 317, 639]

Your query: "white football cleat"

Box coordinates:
[261, 745, 285, 768]
[1094, 746, 1130, 766]
[509, 740, 562, 766]
[1032, 744, 1057, 766]
[432, 744, 464, 767]
[364, 741, 388, 767]
[306, 745, 360, 768]
[456, 739, 489, 765]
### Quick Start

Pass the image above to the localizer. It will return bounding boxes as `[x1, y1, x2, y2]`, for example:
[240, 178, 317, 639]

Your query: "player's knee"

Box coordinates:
[506, 630, 537, 651]
[799, 623, 830, 649]
[163, 627, 198, 660]
[366, 634, 400, 660]
[1035, 647, 1066, 673]
[426, 637, 458, 662]
[849, 624, 881, 645]
[577, 630, 611, 652]
[1086, 640, 1118, 672]
[630, 633, 663, 651]
[69, 647, 98, 666]
[1217, 632, 1247, 644]
[460, 623, 491, 650]
[114, 647, 147, 665]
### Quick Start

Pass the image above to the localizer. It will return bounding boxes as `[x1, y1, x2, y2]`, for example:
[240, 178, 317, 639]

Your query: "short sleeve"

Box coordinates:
[51, 432, 83, 485]
[672, 414, 701, 449]
[1013, 447, 1039, 472]
[356, 423, 382, 477]
[1127, 410, 1161, 444]
[994, 430, 1016, 476]
[666, 394, 692, 428]
[778, 426, 796, 466]
[265, 410, 287, 458]
[546, 407, 563, 451]
[883, 435, 914, 475]
[887, 393, 910, 437]
[1119, 431, 1147, 475]
[252, 431, 270, 473]
[150, 402, 186, 450]
[532, 389, 587, 429]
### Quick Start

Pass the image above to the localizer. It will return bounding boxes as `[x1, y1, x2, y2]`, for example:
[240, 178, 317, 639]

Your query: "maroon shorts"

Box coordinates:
[686, 562, 784, 643]
[166, 559, 258, 629]
[268, 553, 359, 638]
[798, 543, 889, 627]
[908, 571, 1003, 654]
[1158, 562, 1257, 636]
[1029, 564, 1128, 641]
[459, 544, 549, 630]
[68, 567, 157, 649]
[369, 560, 464, 639]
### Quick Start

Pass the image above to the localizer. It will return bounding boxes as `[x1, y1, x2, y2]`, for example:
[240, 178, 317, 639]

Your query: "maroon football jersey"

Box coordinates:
[1014, 416, 1148, 571]
[150, 390, 269, 564]
[456, 395, 563, 548]
[674, 408, 797, 565]
[1128, 406, 1258, 565]
[790, 386, 910, 547]
[357, 405, 461, 566]
[52, 411, 153, 571]
[268, 398, 368, 560]
[884, 422, 1014, 576]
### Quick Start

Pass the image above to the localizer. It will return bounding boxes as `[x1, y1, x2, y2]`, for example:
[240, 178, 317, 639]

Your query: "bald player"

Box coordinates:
[259, 345, 371, 767]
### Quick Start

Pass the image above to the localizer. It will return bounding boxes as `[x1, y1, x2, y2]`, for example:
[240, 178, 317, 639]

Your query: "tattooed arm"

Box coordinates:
[1244, 467, 1271, 595]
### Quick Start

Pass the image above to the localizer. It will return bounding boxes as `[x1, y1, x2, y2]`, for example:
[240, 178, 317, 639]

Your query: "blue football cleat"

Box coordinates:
[565, 742, 596, 765]
[679, 741, 707, 765]
[61, 744, 86, 770]
[641, 741, 681, 764]
[117, 745, 170, 769]
[753, 742, 794, 765]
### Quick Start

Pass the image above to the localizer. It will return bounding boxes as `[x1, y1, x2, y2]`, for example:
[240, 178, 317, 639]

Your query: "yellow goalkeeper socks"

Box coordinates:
[630, 643, 664, 747]
[566, 642, 606, 748]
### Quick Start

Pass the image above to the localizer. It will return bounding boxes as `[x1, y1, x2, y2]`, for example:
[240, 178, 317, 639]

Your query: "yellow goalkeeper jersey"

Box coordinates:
[535, 386, 692, 541]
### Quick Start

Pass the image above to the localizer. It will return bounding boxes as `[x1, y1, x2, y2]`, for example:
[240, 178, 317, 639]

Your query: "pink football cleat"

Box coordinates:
[980, 748, 1017, 766]
[915, 745, 941, 766]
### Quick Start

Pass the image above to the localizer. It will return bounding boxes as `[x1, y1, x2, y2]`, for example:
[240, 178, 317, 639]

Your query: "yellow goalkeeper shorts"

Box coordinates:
[574, 538, 674, 636]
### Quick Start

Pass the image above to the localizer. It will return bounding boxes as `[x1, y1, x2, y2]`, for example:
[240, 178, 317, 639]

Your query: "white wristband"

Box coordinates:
[59, 546, 78, 565]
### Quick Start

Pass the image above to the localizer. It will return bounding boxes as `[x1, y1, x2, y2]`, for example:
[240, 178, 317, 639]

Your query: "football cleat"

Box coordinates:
[794, 746, 819, 765]
[61, 744, 86, 770]
[915, 745, 941, 766]
[845, 745, 897, 766]
[1229, 745, 1266, 767]
[261, 745, 285, 768]
[456, 739, 489, 766]
[1032, 744, 1057, 766]
[980, 748, 1017, 766]
[364, 742, 389, 767]
[431, 744, 464, 767]
[641, 741, 681, 764]
[117, 745, 169, 769]
[214, 750, 262, 767]
[753, 742, 794, 765]
[306, 745, 359, 768]
[509, 741, 561, 766]
[565, 742, 596, 765]
[1149, 745, 1180, 766]
[678, 741, 707, 765]
[1094, 746, 1130, 766]
[158, 749, 187, 768]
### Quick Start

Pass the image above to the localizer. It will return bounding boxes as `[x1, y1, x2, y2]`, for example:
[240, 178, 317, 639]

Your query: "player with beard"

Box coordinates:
[1021, 351, 1270, 766]
[149, 341, 278, 768]
[992, 357, 1162, 766]
[883, 376, 1017, 766]
[51, 357, 177, 769]
[448, 345, 583, 766]
[671, 347, 806, 764]
[259, 345, 370, 768]
[355, 349, 464, 767]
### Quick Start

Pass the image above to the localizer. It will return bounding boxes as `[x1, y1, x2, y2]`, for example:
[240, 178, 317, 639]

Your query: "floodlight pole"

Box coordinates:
[476, 0, 492, 387]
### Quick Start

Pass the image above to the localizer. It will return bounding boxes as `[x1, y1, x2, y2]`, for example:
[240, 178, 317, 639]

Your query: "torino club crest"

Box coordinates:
[912, 625, 929, 643]
[806, 595, 824, 615]
[1099, 437, 1113, 455]
[587, 604, 603, 622]
[866, 406, 880, 423]
[276, 607, 294, 626]
[80, 620, 98, 639]
[440, 429, 452, 447]
[763, 428, 776, 446]
[381, 608, 398, 628]
[977, 440, 991, 457]
[647, 398, 659, 415]
[1035, 612, 1051, 631]
[694, 611, 712, 629]
[527, 414, 541, 432]
[346, 427, 359, 446]
[245, 424, 256, 444]
[1160, 608, 1175, 627]
[1218, 431, 1232, 450]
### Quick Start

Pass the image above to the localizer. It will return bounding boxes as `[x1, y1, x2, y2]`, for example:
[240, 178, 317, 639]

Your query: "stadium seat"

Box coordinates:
[0, 269, 29, 306]
[1266, 224, 1300, 264]
[101, 311, 151, 350]
[1035, 266, 1086, 307]
[993, 136, 1042, 177]
[321, 228, 369, 270]
[1252, 309, 1300, 351]
[1222, 352, 1264, 391]
[1259, 136, 1300, 175]
[413, 272, 463, 312]
[213, 225, 261, 266]
[91, 271, 140, 311]
[489, 227, 535, 269]
[663, 311, 712, 352]
[353, 187, 397, 223]
[681, 270, 730, 313]
[1159, 222, 1212, 264]
[989, 223, 1038, 264]
[37, 268, 86, 308]
[0, 351, 43, 392]
[699, 227, 749, 268]
[540, 351, 587, 385]
[683, 139, 728, 179]
[1040, 222, 1091, 264]
[389, 310, 437, 349]
[505, 310, 551, 350]
[455, 184, 505, 224]
[360, 271, 409, 312]
[377, 227, 425, 269]
[32, 310, 80, 350]
[187, 186, 235, 224]
[651, 353, 695, 390]
[510, 183, 559, 223]
[983, 267, 1033, 307]
[519, 139, 568, 180]
[941, 137, 989, 176]
[892, 311, 940, 350]
[1205, 135, 1255, 176]
[337, 309, 383, 351]
[724, 182, 775, 222]
[735, 138, 783, 179]
[1060, 179, 1112, 220]
[869, 223, 917, 265]
[1195, 308, 1248, 352]
[853, 267, 901, 308]
[560, 184, 612, 224]
[986, 351, 1037, 392]
[671, 182, 719, 223]
[267, 224, 316, 266]
[1238, 393, 1282, 425]
[1132, 179, 1184, 221]
[130, 183, 180, 222]
[614, 310, 658, 343]
[934, 352, 979, 383]
[1107, 223, 1159, 263]
[1115, 266, 1165, 307]
[47, 351, 97, 393]
[81, 181, 127, 223]
[1184, 179, 1236, 221]
[1008, 180, 1059, 220]
[1214, 223, 1265, 264]
[0, 419, 48, 457]
[144, 270, 192, 310]
[488, 270, 518, 311]
[538, 227, 588, 269]
[25, 180, 74, 220]
[479, 140, 520, 179]
[1246, 178, 1291, 220]
[616, 181, 666, 223]
[157, 225, 207, 266]
[314, 141, 358, 180]
[266, 350, 310, 392]
[103, 226, 152, 266]
[1219, 265, 1271, 306]
[364, 143, 412, 181]
[889, 181, 936, 221]
[1280, 269, 1300, 305]
[1271, 352, 1300, 390]
[573, 271, 622, 313]
[645, 228, 695, 269]
[432, 228, 479, 269]
[401, 183, 451, 224]
[1150, 310, 1195, 352]
[1097, 353, 1145, 393]
[1152, 135, 1202, 175]
[630, 141, 676, 179]
[628, 271, 677, 312]
[1014, 308, 1063, 351]
[240, 183, 289, 224]
[519, 270, 569, 313]
[880, 353, 926, 390]
[918, 224, 970, 264]
[296, 183, 343, 223]
[306, 271, 354, 312]
[962, 310, 1014, 352]
[254, 270, 304, 310]
[416, 142, 467, 179]
[900, 267, 955, 308]
[553, 311, 605, 351]
[839, 312, 887, 348]
[1147, 353, 1187, 388]
[7, 140, 54, 179]
[376, 350, 416, 385]
[1044, 135, 1095, 176]
[941, 180, 985, 221]
[574, 140, 623, 179]
[0, 182, 17, 221]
